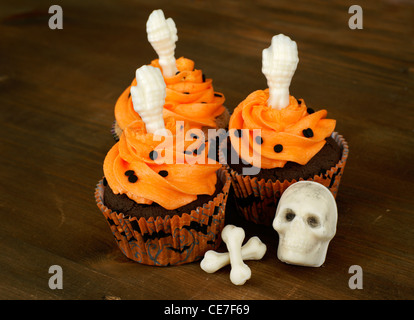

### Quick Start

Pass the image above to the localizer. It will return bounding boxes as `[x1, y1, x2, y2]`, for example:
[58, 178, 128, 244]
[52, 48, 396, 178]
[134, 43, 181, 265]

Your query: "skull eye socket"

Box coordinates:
[284, 210, 295, 222]
[307, 216, 320, 228]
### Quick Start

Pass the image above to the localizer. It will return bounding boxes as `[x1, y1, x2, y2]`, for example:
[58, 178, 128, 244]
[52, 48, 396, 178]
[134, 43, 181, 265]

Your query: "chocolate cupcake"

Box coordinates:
[219, 34, 349, 225]
[112, 9, 229, 141]
[97, 65, 231, 266]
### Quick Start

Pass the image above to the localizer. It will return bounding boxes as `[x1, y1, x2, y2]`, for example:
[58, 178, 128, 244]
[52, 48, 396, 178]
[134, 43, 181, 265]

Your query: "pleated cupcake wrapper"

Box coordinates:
[219, 132, 349, 225]
[112, 108, 230, 143]
[95, 168, 231, 266]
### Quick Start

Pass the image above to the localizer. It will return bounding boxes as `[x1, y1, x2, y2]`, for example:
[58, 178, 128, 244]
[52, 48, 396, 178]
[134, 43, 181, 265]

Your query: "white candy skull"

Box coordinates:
[273, 181, 337, 267]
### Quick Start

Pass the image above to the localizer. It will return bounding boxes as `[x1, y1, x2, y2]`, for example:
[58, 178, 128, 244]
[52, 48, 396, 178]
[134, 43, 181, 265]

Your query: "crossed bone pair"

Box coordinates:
[200, 224, 267, 285]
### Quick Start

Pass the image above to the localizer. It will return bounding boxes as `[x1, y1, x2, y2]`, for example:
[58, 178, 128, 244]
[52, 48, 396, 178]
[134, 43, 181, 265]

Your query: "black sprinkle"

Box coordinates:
[158, 170, 168, 177]
[183, 92, 190, 95]
[175, 71, 180, 75]
[307, 108, 315, 114]
[128, 174, 138, 183]
[303, 128, 314, 138]
[234, 129, 242, 138]
[202, 74, 206, 82]
[128, 92, 131, 98]
[149, 150, 158, 160]
[201, 102, 207, 104]
[296, 99, 302, 105]
[255, 136, 263, 145]
[274, 144, 283, 153]
[124, 170, 134, 177]
[214, 93, 222, 97]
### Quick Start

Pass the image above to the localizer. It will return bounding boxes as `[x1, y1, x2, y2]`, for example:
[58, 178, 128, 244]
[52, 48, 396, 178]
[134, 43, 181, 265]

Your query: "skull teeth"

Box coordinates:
[280, 237, 314, 254]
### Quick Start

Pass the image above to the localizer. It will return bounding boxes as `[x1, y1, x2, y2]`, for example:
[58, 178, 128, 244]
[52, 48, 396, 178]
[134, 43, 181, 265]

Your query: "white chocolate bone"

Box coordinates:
[262, 34, 299, 110]
[130, 65, 168, 135]
[221, 225, 252, 285]
[200, 236, 267, 273]
[146, 9, 178, 77]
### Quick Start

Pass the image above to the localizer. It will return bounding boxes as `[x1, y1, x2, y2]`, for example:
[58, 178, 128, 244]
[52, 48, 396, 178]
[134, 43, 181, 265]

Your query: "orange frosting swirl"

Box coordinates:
[114, 57, 225, 131]
[228, 89, 336, 169]
[104, 117, 222, 210]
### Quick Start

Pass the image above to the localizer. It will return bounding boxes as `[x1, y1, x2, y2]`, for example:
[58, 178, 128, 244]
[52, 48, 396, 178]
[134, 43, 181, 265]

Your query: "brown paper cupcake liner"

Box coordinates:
[95, 168, 231, 266]
[219, 132, 349, 225]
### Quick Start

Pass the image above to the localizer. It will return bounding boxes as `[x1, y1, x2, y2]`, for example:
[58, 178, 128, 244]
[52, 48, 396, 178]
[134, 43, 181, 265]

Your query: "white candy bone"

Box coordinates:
[200, 236, 267, 274]
[146, 9, 178, 77]
[130, 65, 168, 136]
[221, 225, 252, 285]
[262, 34, 299, 110]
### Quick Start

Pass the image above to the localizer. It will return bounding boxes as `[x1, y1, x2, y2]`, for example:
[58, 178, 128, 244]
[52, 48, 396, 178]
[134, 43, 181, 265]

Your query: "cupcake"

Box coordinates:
[112, 9, 229, 141]
[97, 65, 231, 266]
[220, 34, 349, 225]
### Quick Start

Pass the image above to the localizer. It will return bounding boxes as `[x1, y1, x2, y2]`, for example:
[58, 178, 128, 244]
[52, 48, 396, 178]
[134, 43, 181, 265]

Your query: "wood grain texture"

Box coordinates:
[0, 0, 413, 300]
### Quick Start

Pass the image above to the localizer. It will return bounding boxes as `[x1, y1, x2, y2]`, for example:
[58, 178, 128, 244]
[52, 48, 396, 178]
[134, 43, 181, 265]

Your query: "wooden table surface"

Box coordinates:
[1, 0, 413, 300]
